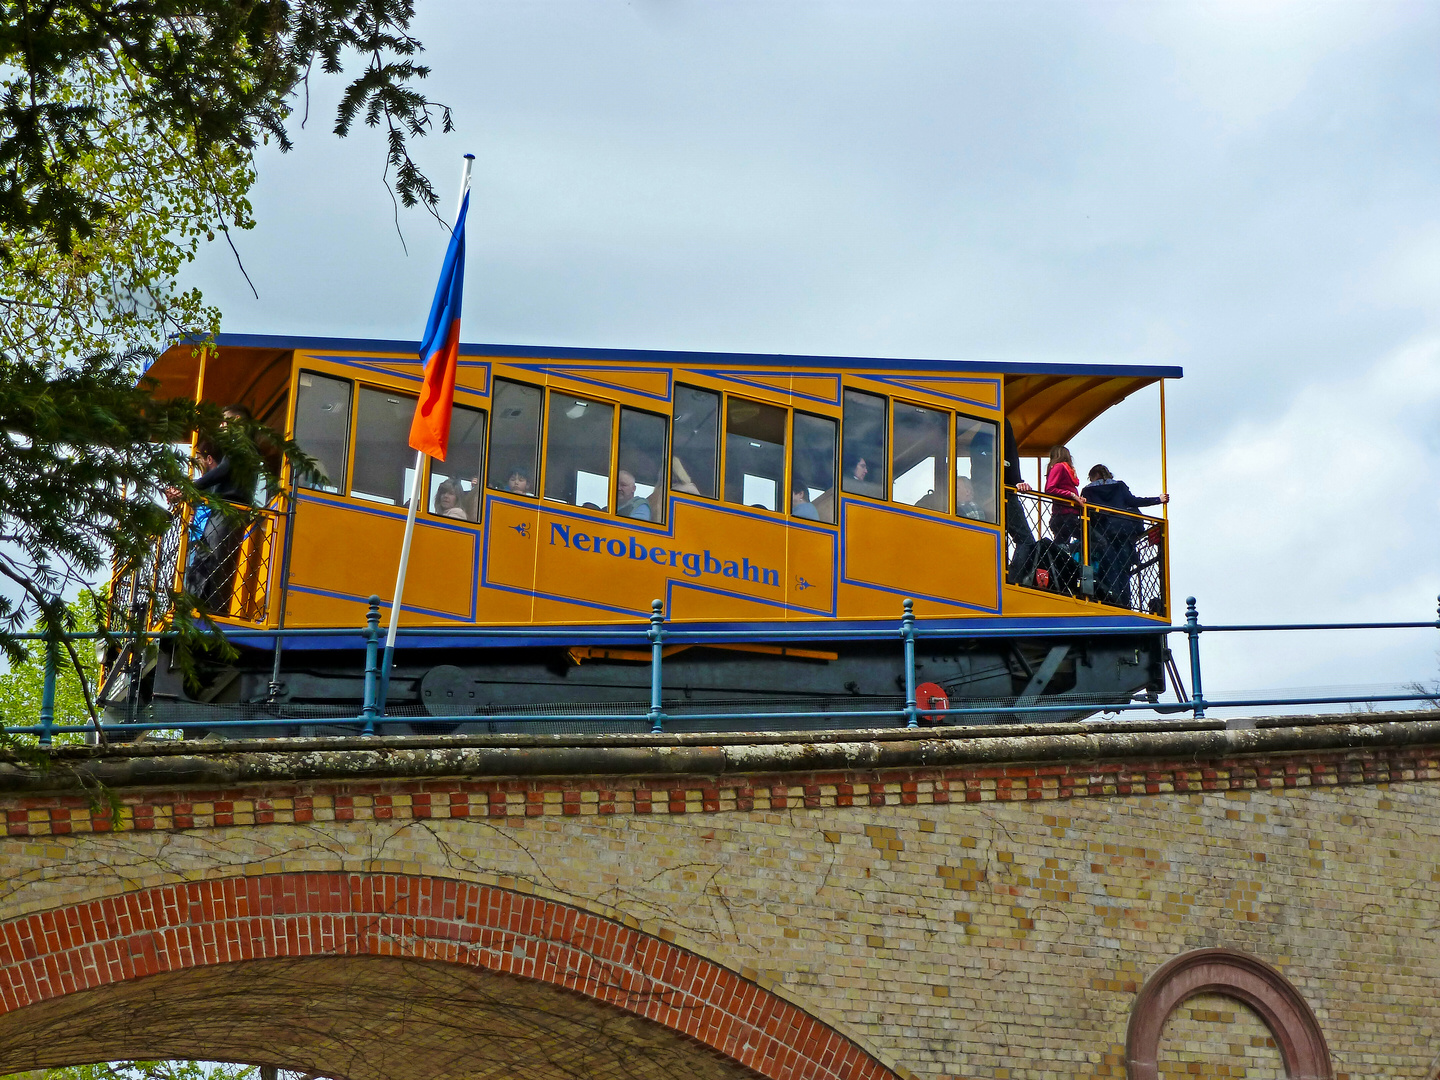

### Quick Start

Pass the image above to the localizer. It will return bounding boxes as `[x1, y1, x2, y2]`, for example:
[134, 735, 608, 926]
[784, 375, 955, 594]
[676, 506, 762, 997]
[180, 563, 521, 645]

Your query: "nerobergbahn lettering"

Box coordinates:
[548, 522, 780, 587]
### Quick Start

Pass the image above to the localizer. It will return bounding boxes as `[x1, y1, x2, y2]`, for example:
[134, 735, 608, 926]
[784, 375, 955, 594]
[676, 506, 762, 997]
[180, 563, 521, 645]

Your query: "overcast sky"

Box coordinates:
[185, 0, 1440, 703]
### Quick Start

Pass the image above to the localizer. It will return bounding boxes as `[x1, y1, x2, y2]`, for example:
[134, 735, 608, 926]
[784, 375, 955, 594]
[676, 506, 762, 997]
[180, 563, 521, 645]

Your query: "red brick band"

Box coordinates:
[0, 873, 895, 1080]
[1125, 948, 1332, 1080]
[4, 744, 1436, 837]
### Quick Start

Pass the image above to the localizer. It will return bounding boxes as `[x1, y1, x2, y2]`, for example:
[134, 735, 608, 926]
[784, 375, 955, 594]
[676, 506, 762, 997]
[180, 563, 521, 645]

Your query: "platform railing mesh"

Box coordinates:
[1005, 488, 1167, 618]
[109, 502, 280, 632]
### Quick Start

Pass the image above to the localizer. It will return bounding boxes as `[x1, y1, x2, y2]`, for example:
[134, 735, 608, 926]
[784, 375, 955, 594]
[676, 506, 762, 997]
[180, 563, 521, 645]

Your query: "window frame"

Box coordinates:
[722, 393, 789, 515]
[616, 403, 672, 526]
[483, 379, 679, 525]
[289, 366, 1006, 531]
[541, 389, 617, 512]
[486, 377, 545, 497]
[888, 396, 953, 515]
[840, 386, 889, 502]
[789, 408, 838, 525]
[954, 410, 1001, 526]
[423, 400, 489, 523]
[291, 369, 357, 496]
[345, 382, 427, 508]
[670, 383, 722, 501]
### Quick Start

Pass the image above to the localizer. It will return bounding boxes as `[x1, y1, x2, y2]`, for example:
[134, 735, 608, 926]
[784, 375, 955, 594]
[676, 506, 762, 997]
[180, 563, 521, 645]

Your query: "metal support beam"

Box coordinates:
[1016, 645, 1069, 706]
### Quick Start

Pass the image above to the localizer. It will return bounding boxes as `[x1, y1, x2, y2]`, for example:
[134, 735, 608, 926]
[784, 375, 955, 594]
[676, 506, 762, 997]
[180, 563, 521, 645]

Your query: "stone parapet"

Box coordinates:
[1, 713, 1437, 796]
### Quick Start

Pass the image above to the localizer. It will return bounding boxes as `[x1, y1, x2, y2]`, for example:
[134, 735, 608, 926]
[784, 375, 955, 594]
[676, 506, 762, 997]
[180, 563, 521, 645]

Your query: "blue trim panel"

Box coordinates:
[294, 492, 480, 620]
[838, 501, 1002, 613]
[178, 333, 1183, 380]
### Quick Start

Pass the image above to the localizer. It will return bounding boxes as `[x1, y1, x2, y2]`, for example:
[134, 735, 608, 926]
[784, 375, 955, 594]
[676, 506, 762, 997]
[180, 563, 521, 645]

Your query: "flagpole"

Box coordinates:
[377, 153, 475, 717]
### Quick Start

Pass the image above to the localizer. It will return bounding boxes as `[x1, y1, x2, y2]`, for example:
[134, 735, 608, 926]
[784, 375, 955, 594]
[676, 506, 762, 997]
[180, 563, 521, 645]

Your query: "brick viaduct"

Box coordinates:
[1, 714, 1439, 1080]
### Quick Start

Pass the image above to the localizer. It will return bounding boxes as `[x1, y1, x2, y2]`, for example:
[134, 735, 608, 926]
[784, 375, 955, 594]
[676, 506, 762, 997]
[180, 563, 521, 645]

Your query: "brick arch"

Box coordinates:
[0, 872, 897, 1080]
[1125, 948, 1332, 1080]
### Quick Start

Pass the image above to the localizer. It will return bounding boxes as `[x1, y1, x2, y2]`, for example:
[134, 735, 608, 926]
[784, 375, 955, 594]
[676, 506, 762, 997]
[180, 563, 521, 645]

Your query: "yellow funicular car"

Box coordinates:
[110, 335, 1179, 731]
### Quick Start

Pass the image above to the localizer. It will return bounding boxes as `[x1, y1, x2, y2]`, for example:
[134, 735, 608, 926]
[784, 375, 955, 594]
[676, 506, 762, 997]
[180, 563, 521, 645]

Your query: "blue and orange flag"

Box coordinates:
[409, 191, 469, 460]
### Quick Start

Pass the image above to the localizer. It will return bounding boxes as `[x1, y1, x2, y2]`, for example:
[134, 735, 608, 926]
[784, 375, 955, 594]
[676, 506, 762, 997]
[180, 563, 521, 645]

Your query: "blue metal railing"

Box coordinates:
[4, 595, 1438, 744]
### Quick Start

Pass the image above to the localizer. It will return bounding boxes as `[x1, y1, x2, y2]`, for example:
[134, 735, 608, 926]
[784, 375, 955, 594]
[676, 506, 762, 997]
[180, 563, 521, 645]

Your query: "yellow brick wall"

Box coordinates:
[1157, 993, 1283, 1079]
[1, 759, 1437, 1078]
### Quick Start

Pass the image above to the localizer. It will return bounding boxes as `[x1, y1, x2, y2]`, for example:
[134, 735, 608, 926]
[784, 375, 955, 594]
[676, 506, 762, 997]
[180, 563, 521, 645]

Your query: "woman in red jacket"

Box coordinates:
[1045, 445, 1083, 547]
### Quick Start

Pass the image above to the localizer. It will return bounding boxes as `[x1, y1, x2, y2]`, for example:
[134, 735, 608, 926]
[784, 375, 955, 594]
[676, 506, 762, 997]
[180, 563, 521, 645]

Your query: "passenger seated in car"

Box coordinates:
[1044, 445, 1083, 548]
[956, 477, 982, 520]
[506, 469, 534, 495]
[791, 481, 821, 521]
[843, 453, 883, 499]
[670, 456, 702, 495]
[914, 488, 946, 511]
[433, 480, 469, 520]
[616, 470, 652, 520]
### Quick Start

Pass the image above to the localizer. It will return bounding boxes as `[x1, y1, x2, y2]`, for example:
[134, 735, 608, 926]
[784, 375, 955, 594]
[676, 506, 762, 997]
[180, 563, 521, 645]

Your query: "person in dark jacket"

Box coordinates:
[184, 442, 242, 610]
[1003, 419, 1036, 583]
[192, 449, 248, 503]
[1081, 464, 1169, 609]
[184, 409, 260, 611]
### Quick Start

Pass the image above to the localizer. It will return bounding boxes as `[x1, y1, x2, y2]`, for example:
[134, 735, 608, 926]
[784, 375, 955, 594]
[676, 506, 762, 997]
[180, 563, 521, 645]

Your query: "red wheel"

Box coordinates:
[916, 681, 949, 724]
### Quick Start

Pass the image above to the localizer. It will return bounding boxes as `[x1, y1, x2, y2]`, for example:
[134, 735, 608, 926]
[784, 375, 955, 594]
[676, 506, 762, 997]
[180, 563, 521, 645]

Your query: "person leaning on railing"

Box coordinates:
[174, 443, 221, 606]
[1080, 464, 1169, 609]
[1044, 445, 1083, 549]
[174, 405, 261, 612]
[1002, 419, 1036, 583]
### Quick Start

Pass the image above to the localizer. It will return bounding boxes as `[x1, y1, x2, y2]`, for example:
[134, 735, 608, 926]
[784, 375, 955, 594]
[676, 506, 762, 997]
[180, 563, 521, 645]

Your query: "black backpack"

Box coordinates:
[1020, 538, 1083, 596]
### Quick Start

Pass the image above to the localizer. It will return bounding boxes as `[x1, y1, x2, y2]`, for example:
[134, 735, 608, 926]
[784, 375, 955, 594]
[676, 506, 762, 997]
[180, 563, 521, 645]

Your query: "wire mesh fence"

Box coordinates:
[1004, 489, 1167, 618]
[108, 502, 280, 632]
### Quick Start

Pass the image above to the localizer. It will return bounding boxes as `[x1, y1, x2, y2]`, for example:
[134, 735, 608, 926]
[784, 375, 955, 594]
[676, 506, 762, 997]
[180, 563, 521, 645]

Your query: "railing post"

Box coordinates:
[361, 596, 381, 736]
[1185, 596, 1206, 719]
[38, 631, 58, 747]
[648, 599, 666, 733]
[268, 492, 300, 701]
[901, 598, 918, 729]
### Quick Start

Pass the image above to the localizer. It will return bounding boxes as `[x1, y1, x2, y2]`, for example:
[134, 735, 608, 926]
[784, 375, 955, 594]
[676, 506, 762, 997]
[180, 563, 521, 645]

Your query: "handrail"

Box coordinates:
[1005, 485, 1169, 527]
[1005, 484, 1162, 521]
[12, 614, 1439, 644]
[5, 595, 1438, 744]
